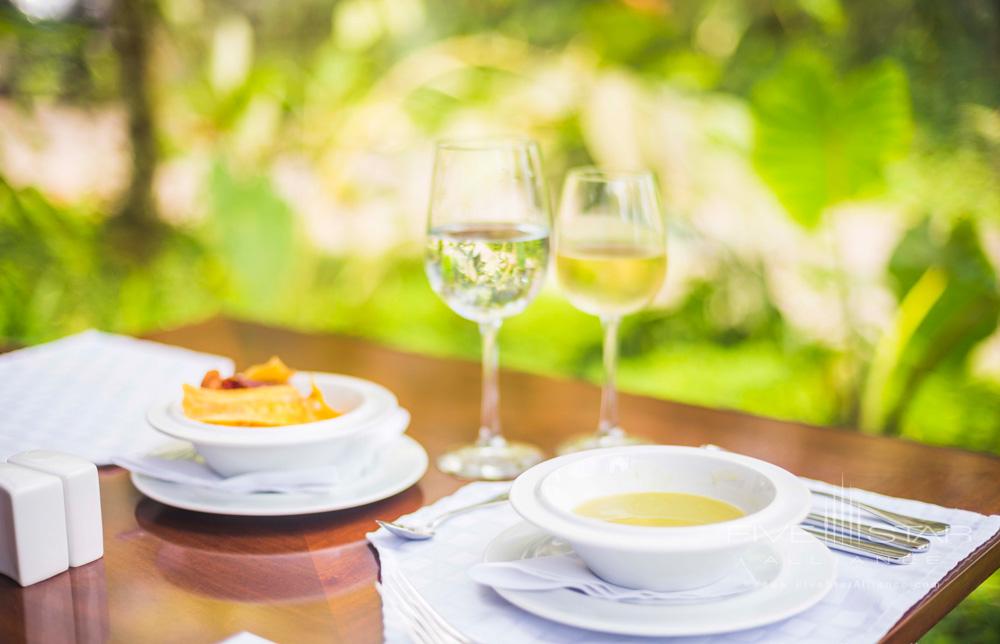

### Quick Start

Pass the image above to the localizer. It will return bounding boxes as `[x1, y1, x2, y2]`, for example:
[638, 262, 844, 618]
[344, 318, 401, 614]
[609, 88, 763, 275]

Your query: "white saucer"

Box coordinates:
[483, 522, 836, 638]
[130, 435, 427, 516]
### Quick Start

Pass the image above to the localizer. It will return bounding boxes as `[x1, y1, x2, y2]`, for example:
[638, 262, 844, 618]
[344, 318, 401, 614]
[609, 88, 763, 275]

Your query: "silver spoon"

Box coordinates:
[377, 492, 509, 540]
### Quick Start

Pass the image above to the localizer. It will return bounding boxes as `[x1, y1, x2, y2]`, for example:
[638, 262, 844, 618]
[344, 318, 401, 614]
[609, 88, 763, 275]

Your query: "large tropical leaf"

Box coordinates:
[751, 54, 912, 228]
[889, 220, 1000, 369]
[860, 219, 1000, 432]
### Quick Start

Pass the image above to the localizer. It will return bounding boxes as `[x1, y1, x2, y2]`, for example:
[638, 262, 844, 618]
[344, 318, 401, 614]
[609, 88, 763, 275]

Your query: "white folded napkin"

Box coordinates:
[115, 407, 410, 494]
[216, 632, 277, 644]
[469, 554, 760, 604]
[112, 452, 357, 494]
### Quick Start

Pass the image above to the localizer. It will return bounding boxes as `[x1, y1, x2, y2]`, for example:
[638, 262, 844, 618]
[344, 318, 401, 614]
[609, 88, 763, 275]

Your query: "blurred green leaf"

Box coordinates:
[901, 369, 1000, 454]
[0, 179, 97, 341]
[861, 219, 1000, 432]
[891, 220, 1000, 367]
[751, 54, 912, 228]
[204, 163, 303, 315]
[860, 265, 947, 431]
[0, 179, 222, 343]
[581, 3, 678, 67]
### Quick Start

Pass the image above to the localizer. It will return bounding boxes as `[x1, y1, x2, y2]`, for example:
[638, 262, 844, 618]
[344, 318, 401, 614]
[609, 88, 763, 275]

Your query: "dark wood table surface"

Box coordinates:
[2, 318, 999, 643]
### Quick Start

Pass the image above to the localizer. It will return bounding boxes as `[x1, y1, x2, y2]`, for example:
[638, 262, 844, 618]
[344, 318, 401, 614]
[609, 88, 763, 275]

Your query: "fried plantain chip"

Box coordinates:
[182, 356, 340, 426]
[303, 380, 338, 422]
[182, 384, 312, 426]
[243, 356, 295, 383]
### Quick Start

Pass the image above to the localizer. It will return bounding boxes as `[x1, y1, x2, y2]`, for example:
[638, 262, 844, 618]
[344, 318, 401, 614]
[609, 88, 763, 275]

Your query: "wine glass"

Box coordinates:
[554, 167, 667, 454]
[424, 138, 551, 479]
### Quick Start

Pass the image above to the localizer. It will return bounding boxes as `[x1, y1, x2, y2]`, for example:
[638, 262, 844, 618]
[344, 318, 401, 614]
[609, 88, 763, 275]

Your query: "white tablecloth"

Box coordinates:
[0, 330, 231, 464]
[369, 480, 1000, 643]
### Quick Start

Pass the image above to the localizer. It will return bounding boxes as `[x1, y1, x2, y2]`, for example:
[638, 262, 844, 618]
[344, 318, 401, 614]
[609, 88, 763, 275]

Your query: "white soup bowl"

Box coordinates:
[508, 445, 810, 591]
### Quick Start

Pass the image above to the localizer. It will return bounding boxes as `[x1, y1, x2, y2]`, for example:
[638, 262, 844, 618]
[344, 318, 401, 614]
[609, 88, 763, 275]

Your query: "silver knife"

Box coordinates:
[801, 525, 913, 564]
[803, 513, 930, 552]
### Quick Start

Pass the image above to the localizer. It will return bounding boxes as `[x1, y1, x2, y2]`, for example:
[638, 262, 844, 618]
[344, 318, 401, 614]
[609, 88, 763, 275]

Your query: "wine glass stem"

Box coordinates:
[477, 320, 504, 447]
[598, 315, 621, 437]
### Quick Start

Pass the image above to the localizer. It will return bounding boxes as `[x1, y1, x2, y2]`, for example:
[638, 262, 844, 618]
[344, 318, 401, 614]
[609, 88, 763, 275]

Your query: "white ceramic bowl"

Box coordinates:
[509, 446, 810, 591]
[147, 372, 406, 477]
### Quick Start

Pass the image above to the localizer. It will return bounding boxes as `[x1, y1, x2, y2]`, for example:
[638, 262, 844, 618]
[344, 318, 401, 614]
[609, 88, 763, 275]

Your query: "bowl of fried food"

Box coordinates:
[146, 357, 408, 477]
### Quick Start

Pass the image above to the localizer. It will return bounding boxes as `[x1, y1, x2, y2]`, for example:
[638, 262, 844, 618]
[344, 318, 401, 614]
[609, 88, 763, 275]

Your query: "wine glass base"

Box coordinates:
[556, 431, 653, 455]
[437, 441, 545, 481]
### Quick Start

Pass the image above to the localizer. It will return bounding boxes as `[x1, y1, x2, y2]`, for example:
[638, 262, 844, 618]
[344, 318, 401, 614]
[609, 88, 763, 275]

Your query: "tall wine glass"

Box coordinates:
[425, 138, 551, 479]
[554, 168, 667, 454]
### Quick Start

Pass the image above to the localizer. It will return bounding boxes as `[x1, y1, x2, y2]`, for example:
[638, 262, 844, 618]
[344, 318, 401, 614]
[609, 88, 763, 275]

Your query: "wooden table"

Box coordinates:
[2, 318, 998, 643]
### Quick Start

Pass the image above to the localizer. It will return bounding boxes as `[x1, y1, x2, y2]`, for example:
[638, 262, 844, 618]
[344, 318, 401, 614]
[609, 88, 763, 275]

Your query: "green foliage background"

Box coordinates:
[1, 0, 998, 639]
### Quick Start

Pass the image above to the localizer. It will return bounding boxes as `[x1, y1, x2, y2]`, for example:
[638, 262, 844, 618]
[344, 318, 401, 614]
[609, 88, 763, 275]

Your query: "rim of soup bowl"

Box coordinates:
[147, 372, 399, 446]
[508, 446, 811, 552]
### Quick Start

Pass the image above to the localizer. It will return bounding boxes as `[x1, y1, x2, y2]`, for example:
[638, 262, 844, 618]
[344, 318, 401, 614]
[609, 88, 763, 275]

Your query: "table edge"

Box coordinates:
[882, 530, 1000, 642]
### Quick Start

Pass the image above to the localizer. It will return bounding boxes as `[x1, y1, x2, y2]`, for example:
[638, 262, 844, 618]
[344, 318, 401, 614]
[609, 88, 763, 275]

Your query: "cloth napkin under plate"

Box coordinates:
[216, 632, 277, 644]
[114, 451, 361, 494]
[369, 480, 1000, 644]
[469, 553, 760, 604]
[114, 408, 410, 494]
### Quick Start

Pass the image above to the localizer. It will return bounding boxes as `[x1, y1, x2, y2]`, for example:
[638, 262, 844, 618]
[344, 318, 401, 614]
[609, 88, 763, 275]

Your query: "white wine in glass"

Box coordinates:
[426, 223, 549, 323]
[556, 245, 667, 316]
[554, 168, 667, 454]
[425, 139, 551, 479]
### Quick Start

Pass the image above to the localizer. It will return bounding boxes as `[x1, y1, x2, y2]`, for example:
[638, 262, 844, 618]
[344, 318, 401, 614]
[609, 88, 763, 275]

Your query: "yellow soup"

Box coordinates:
[574, 492, 745, 527]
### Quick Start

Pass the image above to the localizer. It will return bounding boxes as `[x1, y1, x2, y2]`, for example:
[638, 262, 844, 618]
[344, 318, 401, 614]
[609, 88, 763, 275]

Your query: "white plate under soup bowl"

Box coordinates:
[146, 372, 404, 477]
[508, 446, 811, 591]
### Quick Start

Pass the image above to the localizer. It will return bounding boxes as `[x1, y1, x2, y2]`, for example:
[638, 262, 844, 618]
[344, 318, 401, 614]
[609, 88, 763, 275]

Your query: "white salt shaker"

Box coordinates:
[8, 450, 104, 567]
[0, 463, 70, 586]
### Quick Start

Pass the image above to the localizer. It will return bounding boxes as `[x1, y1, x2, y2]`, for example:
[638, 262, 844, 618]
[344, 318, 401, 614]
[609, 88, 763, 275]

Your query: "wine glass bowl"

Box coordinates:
[554, 168, 668, 454]
[425, 222, 549, 324]
[425, 138, 551, 480]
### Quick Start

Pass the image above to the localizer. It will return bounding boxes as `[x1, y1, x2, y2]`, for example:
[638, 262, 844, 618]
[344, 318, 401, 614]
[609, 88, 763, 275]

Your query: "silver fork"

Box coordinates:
[700, 444, 950, 535]
[382, 564, 473, 644]
[811, 490, 949, 536]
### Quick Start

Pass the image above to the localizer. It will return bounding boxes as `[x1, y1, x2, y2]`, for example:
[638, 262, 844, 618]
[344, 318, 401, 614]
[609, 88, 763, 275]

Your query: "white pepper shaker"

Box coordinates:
[8, 450, 104, 568]
[0, 463, 70, 586]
